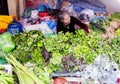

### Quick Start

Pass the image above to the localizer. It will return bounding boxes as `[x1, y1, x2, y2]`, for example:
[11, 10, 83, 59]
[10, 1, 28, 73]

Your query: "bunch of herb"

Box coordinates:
[11, 30, 44, 63]
[89, 16, 109, 34]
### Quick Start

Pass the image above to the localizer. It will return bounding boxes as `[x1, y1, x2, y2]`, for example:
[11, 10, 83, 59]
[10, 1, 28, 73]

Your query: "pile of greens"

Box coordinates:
[110, 12, 120, 19]
[11, 30, 44, 63]
[7, 29, 120, 83]
[6, 12, 120, 83]
[89, 16, 109, 34]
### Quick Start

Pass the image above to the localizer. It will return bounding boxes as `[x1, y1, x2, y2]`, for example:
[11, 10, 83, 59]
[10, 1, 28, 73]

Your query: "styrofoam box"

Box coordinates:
[0, 64, 12, 74]
[24, 23, 53, 34]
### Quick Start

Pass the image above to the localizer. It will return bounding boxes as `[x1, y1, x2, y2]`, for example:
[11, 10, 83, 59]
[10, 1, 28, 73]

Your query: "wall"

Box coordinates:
[7, 0, 25, 19]
[99, 0, 120, 14]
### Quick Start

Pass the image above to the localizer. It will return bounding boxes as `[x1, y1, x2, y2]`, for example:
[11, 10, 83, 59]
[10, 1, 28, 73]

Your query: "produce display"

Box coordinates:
[0, 12, 120, 84]
[110, 12, 120, 19]
[5, 54, 44, 84]
[90, 16, 109, 33]
[6, 29, 120, 83]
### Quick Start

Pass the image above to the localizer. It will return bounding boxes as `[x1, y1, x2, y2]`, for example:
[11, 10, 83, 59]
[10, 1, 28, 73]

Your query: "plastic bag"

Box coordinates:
[0, 32, 15, 53]
[38, 4, 50, 12]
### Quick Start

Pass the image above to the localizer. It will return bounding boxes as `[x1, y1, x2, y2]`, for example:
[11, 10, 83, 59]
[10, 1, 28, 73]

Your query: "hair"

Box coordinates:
[58, 11, 69, 21]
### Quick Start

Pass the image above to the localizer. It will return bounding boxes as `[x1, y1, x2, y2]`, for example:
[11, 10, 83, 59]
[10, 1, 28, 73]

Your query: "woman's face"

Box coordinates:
[62, 14, 71, 25]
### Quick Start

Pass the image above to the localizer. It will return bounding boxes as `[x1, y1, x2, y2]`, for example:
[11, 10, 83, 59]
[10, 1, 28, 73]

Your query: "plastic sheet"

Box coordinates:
[67, 0, 106, 13]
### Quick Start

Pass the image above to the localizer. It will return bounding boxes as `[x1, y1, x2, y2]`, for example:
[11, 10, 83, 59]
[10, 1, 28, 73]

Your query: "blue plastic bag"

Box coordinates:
[38, 4, 50, 12]
[46, 20, 56, 29]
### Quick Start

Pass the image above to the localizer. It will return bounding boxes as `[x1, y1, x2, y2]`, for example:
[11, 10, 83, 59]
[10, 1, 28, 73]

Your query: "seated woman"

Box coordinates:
[57, 11, 90, 34]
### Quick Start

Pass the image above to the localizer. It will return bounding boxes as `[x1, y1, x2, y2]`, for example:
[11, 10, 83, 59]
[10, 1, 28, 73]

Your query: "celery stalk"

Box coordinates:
[5, 54, 44, 84]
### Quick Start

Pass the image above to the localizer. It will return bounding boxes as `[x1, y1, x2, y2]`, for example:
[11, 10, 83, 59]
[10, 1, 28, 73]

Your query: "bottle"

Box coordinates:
[8, 17, 23, 35]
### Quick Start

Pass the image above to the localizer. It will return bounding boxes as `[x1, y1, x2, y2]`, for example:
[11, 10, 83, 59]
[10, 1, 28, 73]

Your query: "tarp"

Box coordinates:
[71, 0, 106, 13]
[49, 0, 106, 13]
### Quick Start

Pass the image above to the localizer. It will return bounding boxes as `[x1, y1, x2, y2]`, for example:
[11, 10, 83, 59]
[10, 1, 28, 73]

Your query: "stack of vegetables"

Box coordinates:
[1, 12, 120, 83]
[5, 28, 119, 83]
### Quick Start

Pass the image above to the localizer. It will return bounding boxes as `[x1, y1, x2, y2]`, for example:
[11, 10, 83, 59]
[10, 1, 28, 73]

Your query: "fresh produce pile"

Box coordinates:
[1, 12, 120, 83]
[6, 28, 120, 83]
[90, 16, 109, 33]
[110, 12, 120, 19]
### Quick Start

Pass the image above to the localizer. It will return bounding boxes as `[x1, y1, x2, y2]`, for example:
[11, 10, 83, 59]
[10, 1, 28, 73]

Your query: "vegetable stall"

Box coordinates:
[0, 12, 120, 84]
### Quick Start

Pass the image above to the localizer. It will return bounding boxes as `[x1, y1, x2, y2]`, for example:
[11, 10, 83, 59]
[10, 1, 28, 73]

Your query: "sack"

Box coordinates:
[79, 9, 94, 20]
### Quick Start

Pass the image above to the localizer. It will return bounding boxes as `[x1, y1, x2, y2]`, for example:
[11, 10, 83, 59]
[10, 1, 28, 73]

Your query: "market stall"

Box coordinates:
[0, 0, 120, 84]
